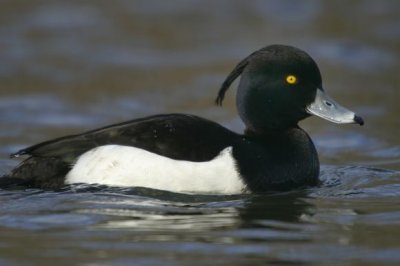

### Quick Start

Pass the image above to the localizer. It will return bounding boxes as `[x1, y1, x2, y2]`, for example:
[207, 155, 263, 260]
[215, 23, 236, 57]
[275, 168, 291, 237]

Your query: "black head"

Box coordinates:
[216, 44, 363, 133]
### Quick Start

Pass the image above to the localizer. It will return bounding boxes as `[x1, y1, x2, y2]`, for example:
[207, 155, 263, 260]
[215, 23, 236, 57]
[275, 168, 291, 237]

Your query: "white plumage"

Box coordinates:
[65, 145, 246, 194]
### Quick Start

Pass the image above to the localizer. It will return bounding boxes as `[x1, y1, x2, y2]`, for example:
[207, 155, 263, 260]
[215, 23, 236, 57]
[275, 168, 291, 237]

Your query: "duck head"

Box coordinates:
[216, 45, 364, 133]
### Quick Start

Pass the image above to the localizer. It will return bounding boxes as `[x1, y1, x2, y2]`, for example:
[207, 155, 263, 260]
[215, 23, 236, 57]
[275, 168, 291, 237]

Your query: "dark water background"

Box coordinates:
[0, 1, 399, 265]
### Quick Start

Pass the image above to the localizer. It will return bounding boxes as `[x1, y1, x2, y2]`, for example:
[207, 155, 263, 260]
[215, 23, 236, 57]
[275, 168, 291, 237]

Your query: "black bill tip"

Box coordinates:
[354, 115, 364, 126]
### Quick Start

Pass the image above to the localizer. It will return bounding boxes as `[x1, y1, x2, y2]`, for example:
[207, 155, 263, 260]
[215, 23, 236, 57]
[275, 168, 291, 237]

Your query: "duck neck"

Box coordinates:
[244, 125, 300, 140]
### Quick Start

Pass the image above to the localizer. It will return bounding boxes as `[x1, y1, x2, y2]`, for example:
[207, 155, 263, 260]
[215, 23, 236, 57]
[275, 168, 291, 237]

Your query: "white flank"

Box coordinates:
[65, 145, 246, 194]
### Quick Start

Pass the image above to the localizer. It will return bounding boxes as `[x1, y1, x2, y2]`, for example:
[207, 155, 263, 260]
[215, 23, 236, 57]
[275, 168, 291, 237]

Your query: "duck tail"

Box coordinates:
[1, 157, 71, 190]
[0, 175, 29, 189]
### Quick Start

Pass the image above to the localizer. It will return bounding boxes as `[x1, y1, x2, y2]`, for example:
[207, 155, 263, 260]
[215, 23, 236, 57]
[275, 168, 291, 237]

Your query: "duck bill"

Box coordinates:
[306, 89, 364, 125]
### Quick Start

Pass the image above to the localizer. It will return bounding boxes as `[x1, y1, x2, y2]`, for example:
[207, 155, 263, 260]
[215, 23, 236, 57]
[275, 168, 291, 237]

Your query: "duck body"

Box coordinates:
[8, 114, 318, 193]
[4, 44, 363, 193]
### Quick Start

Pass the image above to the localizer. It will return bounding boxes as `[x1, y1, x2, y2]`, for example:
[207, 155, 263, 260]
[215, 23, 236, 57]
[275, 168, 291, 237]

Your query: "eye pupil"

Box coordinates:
[286, 75, 297, 85]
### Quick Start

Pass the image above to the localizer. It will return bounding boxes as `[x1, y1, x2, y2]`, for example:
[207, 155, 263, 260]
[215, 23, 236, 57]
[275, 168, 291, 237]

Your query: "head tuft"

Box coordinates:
[215, 57, 249, 106]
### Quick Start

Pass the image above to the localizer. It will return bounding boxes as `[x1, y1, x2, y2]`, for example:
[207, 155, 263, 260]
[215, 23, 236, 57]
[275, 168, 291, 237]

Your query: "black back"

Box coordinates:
[13, 114, 238, 162]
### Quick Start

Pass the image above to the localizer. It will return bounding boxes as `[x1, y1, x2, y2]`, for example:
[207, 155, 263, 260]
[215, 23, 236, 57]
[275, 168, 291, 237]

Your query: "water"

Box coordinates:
[0, 1, 399, 265]
[1, 167, 400, 265]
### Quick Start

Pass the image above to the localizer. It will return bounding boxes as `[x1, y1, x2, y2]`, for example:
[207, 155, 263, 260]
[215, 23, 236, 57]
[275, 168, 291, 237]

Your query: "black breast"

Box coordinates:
[232, 127, 320, 192]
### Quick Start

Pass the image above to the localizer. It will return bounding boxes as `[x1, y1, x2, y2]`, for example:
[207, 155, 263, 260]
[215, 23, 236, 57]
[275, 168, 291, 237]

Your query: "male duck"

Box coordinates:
[4, 45, 364, 193]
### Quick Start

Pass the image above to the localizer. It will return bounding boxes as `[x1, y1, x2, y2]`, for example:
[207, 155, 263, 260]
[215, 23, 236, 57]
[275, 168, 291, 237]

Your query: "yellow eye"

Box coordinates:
[286, 75, 297, 85]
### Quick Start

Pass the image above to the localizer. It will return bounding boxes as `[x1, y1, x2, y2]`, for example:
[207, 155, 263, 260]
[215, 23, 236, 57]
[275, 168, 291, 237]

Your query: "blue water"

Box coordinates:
[0, 165, 399, 265]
